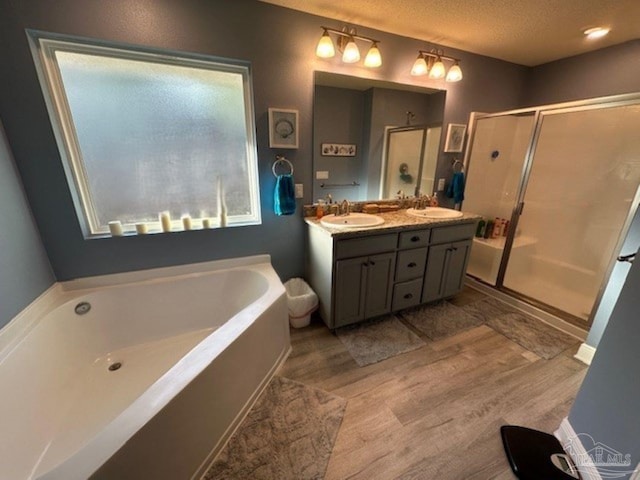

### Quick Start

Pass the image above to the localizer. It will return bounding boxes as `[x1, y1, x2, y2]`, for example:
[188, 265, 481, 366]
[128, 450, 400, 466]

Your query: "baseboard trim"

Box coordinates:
[574, 343, 596, 365]
[555, 417, 602, 480]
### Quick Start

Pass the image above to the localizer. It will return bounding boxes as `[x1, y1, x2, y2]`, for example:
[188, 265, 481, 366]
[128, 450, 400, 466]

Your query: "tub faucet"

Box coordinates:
[338, 199, 350, 216]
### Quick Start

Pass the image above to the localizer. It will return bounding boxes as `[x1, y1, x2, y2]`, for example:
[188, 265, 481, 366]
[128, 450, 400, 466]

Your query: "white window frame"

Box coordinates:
[28, 31, 261, 237]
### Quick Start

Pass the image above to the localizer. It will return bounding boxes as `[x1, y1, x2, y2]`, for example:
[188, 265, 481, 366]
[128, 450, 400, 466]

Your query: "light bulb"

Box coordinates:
[342, 38, 360, 63]
[583, 27, 610, 39]
[316, 29, 335, 58]
[445, 62, 463, 82]
[411, 54, 428, 76]
[364, 43, 382, 67]
[429, 56, 446, 79]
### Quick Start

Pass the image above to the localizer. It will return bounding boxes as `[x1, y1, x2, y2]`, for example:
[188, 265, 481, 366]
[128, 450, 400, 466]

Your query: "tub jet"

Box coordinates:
[75, 302, 91, 315]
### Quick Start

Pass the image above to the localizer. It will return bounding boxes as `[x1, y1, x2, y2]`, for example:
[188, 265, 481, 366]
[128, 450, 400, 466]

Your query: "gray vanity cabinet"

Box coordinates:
[422, 240, 472, 303]
[306, 220, 475, 330]
[422, 223, 475, 302]
[334, 252, 396, 328]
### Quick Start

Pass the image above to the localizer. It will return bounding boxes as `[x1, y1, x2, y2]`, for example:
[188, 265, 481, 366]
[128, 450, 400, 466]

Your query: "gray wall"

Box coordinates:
[526, 40, 640, 106]
[0, 121, 54, 329]
[0, 0, 528, 282]
[313, 86, 366, 201]
[569, 245, 640, 478]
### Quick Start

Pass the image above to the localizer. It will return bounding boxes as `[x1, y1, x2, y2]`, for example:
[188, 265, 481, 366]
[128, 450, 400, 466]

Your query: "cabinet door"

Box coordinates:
[334, 257, 368, 328]
[422, 243, 449, 303]
[442, 240, 472, 298]
[364, 252, 396, 318]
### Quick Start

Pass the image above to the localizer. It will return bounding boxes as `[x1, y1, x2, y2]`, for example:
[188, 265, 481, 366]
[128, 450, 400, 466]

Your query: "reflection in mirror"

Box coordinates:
[313, 71, 446, 202]
[381, 124, 442, 199]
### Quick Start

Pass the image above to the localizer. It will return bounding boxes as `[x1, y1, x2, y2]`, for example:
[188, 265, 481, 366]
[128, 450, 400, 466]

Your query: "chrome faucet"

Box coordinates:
[414, 193, 431, 210]
[338, 199, 350, 216]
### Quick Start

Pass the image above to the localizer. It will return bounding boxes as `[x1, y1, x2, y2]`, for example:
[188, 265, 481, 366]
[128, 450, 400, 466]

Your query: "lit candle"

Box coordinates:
[182, 215, 193, 230]
[159, 211, 171, 232]
[108, 221, 123, 237]
[202, 218, 212, 229]
[135, 222, 148, 234]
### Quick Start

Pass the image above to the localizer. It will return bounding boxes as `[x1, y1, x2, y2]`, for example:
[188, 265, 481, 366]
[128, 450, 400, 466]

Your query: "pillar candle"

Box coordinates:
[108, 221, 123, 237]
[135, 223, 148, 234]
[182, 215, 193, 230]
[160, 211, 171, 232]
[202, 218, 212, 229]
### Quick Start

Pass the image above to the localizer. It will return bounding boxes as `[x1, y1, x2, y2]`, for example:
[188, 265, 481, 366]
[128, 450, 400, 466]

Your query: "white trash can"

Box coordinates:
[284, 278, 318, 328]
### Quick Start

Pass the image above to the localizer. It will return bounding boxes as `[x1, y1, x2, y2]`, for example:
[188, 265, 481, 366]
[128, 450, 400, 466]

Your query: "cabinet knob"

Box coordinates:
[404, 293, 413, 299]
[408, 262, 417, 268]
[362, 262, 369, 267]
[370, 260, 376, 266]
[411, 236, 420, 242]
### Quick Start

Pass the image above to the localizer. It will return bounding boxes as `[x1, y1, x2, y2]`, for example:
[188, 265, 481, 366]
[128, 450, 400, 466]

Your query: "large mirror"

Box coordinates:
[313, 71, 446, 202]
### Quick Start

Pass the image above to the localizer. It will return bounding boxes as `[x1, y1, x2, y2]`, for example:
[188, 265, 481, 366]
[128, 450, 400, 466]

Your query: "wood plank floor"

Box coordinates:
[278, 289, 587, 480]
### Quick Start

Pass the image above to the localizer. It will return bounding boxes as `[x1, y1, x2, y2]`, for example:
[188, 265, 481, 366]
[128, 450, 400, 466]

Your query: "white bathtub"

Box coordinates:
[0, 255, 290, 480]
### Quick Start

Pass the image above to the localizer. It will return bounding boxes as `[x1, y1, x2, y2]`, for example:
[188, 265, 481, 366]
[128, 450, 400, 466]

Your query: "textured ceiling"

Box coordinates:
[259, 0, 640, 66]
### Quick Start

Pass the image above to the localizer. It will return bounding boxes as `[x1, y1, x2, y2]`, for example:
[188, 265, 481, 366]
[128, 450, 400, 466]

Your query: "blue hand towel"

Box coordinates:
[446, 171, 466, 203]
[274, 173, 296, 216]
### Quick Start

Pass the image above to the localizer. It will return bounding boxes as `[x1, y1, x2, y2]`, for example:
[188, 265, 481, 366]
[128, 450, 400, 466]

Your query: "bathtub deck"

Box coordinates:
[278, 288, 587, 480]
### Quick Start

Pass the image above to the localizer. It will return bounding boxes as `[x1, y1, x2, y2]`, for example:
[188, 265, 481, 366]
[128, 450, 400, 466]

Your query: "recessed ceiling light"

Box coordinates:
[583, 27, 610, 39]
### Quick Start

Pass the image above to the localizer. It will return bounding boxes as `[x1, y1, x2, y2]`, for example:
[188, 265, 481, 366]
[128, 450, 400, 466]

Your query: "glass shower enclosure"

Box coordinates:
[464, 96, 640, 326]
[381, 124, 441, 198]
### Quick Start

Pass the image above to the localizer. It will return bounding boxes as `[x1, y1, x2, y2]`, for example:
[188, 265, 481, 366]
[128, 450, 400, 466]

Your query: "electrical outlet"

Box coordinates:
[437, 178, 446, 191]
[316, 170, 329, 180]
[295, 183, 304, 198]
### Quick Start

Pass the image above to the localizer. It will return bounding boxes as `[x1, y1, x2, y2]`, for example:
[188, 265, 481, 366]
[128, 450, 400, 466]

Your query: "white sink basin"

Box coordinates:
[406, 207, 464, 219]
[320, 213, 385, 229]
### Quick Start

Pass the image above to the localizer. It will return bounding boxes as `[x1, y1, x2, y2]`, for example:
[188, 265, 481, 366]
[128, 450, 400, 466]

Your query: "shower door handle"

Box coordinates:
[516, 201, 525, 216]
[617, 252, 636, 263]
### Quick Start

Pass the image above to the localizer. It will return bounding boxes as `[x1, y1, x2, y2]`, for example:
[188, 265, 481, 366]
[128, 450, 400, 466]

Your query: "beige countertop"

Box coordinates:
[304, 209, 481, 238]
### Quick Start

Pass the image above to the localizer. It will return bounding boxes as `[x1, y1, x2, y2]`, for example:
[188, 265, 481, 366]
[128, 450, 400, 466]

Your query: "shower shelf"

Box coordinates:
[472, 236, 537, 250]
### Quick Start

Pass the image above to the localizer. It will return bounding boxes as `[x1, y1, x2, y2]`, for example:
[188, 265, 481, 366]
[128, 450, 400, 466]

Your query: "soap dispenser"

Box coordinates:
[430, 192, 439, 207]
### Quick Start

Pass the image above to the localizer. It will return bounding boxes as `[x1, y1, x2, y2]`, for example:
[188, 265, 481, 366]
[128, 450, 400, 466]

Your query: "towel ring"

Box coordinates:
[452, 159, 464, 172]
[272, 155, 294, 177]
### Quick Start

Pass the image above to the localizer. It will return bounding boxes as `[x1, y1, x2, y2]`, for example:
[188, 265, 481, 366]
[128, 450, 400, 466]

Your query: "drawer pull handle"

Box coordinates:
[408, 262, 417, 268]
[411, 236, 420, 242]
[404, 293, 413, 299]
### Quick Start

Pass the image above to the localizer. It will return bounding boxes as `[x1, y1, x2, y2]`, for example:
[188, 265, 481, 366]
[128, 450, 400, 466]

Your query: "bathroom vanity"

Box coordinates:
[305, 210, 479, 329]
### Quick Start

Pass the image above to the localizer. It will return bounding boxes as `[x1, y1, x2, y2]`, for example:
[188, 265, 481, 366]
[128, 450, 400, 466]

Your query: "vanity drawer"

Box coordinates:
[335, 233, 398, 260]
[392, 279, 423, 311]
[395, 247, 428, 282]
[430, 223, 475, 244]
[398, 229, 431, 249]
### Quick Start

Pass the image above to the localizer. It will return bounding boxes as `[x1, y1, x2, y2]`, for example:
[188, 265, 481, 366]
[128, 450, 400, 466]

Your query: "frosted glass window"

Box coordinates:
[31, 35, 260, 236]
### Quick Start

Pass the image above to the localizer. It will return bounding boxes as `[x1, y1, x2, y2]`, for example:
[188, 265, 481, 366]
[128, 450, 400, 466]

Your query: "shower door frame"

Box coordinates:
[380, 123, 440, 199]
[464, 93, 640, 329]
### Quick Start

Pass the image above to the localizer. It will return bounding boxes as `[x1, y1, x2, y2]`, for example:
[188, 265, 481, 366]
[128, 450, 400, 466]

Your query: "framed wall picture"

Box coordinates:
[321, 143, 357, 157]
[268, 108, 299, 149]
[444, 123, 467, 153]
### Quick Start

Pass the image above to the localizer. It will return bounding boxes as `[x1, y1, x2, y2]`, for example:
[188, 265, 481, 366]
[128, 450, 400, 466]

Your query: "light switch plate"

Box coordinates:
[295, 183, 304, 198]
[437, 178, 446, 191]
[316, 170, 329, 180]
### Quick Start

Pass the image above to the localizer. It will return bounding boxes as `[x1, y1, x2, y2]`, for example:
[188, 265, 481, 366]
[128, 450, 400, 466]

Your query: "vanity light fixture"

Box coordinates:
[583, 27, 610, 39]
[315, 26, 382, 68]
[411, 49, 463, 82]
